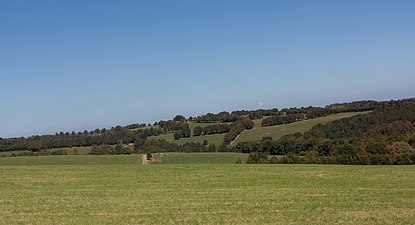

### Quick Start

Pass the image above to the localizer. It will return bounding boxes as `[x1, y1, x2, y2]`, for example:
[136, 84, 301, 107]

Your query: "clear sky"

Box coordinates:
[1, 0, 414, 138]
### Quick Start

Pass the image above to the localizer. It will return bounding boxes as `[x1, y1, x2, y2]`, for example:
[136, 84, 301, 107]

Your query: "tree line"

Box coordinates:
[261, 113, 305, 127]
[223, 118, 254, 145]
[193, 124, 230, 136]
[0, 126, 165, 152]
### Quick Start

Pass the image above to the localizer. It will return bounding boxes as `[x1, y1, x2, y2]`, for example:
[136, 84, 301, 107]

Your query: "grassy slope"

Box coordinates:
[152, 152, 248, 164]
[233, 112, 369, 144]
[49, 146, 93, 155]
[0, 163, 414, 224]
[0, 150, 32, 157]
[188, 121, 227, 130]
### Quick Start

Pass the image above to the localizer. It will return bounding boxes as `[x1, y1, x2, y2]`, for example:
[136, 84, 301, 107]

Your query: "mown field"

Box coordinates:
[0, 155, 414, 224]
[233, 112, 368, 144]
[152, 152, 248, 164]
[0, 146, 94, 157]
[0, 154, 141, 166]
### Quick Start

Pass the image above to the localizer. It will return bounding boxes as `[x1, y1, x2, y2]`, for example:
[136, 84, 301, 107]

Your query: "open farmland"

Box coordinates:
[0, 154, 141, 166]
[0, 158, 414, 224]
[152, 152, 248, 164]
[0, 146, 93, 157]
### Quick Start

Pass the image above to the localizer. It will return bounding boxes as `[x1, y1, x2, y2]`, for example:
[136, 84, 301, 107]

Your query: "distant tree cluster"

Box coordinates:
[133, 138, 228, 154]
[173, 115, 186, 122]
[125, 123, 147, 129]
[0, 126, 164, 153]
[223, 123, 245, 145]
[154, 120, 189, 132]
[193, 124, 230, 136]
[90, 144, 133, 155]
[193, 111, 240, 123]
[233, 108, 280, 120]
[192, 127, 204, 136]
[223, 118, 254, 145]
[326, 100, 379, 113]
[261, 114, 305, 127]
[174, 128, 191, 140]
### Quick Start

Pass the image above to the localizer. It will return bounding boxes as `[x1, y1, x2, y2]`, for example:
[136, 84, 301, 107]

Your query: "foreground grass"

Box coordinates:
[0, 162, 414, 224]
[234, 112, 369, 144]
[152, 152, 247, 164]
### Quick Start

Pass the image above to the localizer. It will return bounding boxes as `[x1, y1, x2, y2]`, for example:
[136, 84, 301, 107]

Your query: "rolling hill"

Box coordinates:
[151, 112, 368, 146]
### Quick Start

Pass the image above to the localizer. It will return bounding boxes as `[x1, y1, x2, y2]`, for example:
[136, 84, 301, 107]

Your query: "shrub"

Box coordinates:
[246, 152, 268, 164]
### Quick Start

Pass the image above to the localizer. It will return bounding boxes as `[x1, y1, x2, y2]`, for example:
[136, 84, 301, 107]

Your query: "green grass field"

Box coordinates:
[253, 118, 263, 128]
[48, 146, 93, 155]
[0, 159, 413, 224]
[0, 150, 32, 157]
[233, 112, 369, 144]
[0, 154, 141, 166]
[0, 146, 93, 157]
[152, 152, 248, 164]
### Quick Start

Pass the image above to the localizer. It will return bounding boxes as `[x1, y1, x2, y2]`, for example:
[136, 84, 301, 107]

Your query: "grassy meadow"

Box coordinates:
[0, 159, 414, 224]
[0, 154, 141, 166]
[152, 152, 248, 164]
[0, 146, 93, 157]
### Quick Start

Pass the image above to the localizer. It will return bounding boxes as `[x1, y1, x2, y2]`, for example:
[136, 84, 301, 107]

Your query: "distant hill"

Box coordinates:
[150, 112, 367, 146]
[1, 98, 414, 165]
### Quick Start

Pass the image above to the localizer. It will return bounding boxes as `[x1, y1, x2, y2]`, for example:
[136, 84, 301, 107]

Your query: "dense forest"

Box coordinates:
[1, 98, 414, 164]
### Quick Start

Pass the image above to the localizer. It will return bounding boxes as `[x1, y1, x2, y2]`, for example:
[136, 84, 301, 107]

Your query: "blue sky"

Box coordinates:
[1, 0, 414, 137]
